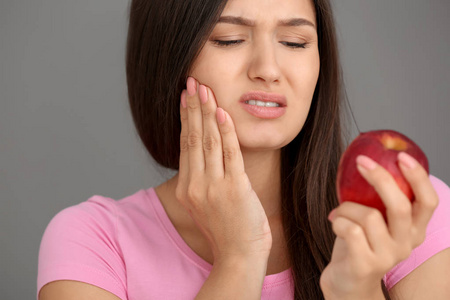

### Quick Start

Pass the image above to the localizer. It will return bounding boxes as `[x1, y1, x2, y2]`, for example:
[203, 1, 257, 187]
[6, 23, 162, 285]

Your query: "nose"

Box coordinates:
[247, 40, 281, 85]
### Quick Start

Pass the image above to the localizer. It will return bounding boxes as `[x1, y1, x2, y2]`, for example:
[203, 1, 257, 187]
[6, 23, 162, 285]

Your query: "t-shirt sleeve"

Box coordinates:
[37, 196, 127, 300]
[383, 174, 450, 290]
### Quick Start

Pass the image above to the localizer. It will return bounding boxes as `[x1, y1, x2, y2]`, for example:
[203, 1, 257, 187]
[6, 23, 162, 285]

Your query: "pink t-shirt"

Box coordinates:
[37, 175, 450, 299]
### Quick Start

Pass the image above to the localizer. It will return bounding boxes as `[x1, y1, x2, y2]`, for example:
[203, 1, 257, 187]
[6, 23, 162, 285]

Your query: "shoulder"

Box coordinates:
[425, 175, 450, 235]
[37, 189, 152, 300]
[383, 174, 450, 293]
[39, 195, 119, 249]
[429, 174, 450, 198]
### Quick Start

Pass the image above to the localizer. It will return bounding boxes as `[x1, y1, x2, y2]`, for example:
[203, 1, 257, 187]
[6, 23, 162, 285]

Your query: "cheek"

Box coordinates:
[283, 53, 320, 89]
[190, 48, 236, 84]
[190, 53, 243, 106]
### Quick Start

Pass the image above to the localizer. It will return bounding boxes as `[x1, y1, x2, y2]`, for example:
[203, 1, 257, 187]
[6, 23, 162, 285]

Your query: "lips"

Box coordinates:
[239, 91, 287, 107]
[239, 91, 287, 119]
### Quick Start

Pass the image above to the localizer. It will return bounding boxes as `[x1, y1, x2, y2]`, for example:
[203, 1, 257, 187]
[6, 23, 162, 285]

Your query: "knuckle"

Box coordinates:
[187, 131, 202, 148]
[202, 108, 214, 118]
[180, 135, 189, 152]
[424, 199, 439, 214]
[347, 224, 364, 239]
[180, 111, 188, 122]
[187, 100, 200, 110]
[223, 147, 237, 161]
[364, 210, 383, 227]
[203, 136, 219, 152]
[391, 202, 412, 218]
[187, 184, 202, 202]
[427, 191, 440, 210]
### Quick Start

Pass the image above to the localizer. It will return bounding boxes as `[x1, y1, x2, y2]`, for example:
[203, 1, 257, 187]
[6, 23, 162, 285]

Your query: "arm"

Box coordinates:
[39, 281, 122, 300]
[178, 78, 273, 299]
[389, 247, 450, 299]
[195, 256, 268, 300]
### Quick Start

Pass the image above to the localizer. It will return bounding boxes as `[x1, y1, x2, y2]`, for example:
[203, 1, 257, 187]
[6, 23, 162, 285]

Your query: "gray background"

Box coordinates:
[1, 0, 449, 299]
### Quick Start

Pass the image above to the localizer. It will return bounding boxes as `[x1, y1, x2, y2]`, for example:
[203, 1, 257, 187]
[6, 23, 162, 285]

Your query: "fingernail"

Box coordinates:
[398, 152, 417, 169]
[187, 77, 197, 96]
[356, 155, 377, 170]
[199, 85, 208, 104]
[180, 90, 187, 108]
[217, 107, 226, 124]
[328, 209, 336, 221]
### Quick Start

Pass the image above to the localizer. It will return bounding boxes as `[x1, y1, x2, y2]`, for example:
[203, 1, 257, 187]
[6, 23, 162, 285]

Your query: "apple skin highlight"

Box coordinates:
[336, 130, 429, 218]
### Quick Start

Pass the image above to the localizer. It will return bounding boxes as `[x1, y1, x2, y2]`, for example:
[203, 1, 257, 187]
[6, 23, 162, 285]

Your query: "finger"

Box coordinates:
[330, 202, 392, 255]
[200, 85, 224, 179]
[186, 77, 205, 174]
[216, 108, 245, 178]
[177, 90, 189, 202]
[356, 155, 412, 244]
[331, 216, 373, 257]
[398, 152, 439, 244]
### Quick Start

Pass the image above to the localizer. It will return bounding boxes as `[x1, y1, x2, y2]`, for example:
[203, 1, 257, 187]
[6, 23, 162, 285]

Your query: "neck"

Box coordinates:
[240, 148, 282, 220]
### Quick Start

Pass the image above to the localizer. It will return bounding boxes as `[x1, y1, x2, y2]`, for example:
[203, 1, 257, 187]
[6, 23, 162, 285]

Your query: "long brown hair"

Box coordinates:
[126, 0, 391, 298]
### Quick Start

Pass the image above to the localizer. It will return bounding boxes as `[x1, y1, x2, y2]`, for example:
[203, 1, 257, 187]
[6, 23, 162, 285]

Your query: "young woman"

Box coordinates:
[38, 0, 450, 299]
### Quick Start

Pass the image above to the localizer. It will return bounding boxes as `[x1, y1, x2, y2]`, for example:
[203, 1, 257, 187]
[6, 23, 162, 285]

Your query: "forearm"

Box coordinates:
[195, 256, 268, 300]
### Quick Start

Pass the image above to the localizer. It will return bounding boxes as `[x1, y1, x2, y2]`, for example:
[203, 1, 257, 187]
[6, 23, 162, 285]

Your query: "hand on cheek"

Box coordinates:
[176, 77, 273, 263]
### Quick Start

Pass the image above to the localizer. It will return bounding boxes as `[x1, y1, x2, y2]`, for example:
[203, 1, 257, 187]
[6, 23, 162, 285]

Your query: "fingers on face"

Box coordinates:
[199, 85, 224, 178]
[216, 107, 245, 178]
[180, 77, 244, 180]
[186, 77, 205, 175]
[178, 89, 189, 192]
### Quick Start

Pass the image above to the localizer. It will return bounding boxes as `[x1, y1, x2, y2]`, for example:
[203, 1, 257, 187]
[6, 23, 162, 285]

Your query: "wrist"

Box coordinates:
[321, 278, 385, 300]
[214, 254, 268, 269]
[323, 286, 385, 300]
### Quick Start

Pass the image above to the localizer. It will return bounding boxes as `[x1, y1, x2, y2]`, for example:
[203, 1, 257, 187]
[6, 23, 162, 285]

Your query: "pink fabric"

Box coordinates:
[37, 175, 450, 299]
[37, 187, 293, 299]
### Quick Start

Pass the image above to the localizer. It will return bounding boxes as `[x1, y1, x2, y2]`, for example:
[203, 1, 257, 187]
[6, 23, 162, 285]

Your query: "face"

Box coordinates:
[189, 0, 320, 152]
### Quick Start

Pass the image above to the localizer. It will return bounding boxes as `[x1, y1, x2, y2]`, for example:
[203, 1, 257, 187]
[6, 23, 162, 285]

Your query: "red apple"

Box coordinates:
[336, 129, 429, 218]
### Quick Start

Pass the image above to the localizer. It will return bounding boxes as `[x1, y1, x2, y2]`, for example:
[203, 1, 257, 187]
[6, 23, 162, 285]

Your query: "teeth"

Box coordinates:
[245, 100, 280, 107]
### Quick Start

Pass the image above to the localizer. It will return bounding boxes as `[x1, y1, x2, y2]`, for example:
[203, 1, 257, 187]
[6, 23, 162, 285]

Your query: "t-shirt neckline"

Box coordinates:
[145, 187, 293, 285]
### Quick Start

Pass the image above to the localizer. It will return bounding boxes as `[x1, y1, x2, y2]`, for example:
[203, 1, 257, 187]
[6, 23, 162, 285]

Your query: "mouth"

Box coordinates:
[239, 91, 287, 107]
[239, 91, 287, 119]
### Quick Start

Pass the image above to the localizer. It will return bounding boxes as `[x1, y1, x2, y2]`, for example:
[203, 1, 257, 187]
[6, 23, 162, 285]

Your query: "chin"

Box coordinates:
[229, 111, 305, 152]
[236, 129, 294, 152]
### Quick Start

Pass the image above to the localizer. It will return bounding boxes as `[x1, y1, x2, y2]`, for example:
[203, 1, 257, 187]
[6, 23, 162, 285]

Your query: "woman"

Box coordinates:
[38, 0, 450, 299]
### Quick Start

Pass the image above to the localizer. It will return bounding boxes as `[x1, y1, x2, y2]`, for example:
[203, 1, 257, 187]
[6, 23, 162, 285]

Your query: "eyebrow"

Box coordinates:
[217, 16, 316, 29]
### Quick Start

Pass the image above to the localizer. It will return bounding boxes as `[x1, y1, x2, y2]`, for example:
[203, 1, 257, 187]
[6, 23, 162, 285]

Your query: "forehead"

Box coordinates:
[221, 0, 316, 25]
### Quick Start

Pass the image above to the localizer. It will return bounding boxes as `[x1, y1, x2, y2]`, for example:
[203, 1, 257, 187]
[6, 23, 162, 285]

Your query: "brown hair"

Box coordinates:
[126, 0, 391, 298]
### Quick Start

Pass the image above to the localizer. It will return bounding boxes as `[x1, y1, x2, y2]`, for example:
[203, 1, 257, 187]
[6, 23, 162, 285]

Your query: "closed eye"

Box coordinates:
[212, 40, 308, 49]
[212, 40, 244, 47]
[280, 42, 307, 49]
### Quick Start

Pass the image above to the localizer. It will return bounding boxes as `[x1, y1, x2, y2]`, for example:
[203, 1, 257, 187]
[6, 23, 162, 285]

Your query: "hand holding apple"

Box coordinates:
[336, 129, 429, 218]
[320, 130, 439, 300]
[321, 129, 439, 299]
